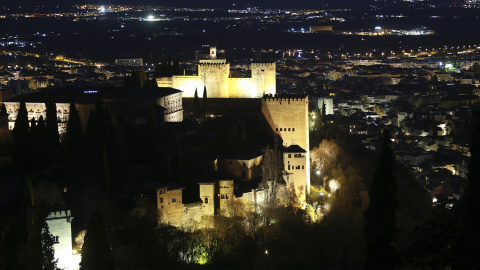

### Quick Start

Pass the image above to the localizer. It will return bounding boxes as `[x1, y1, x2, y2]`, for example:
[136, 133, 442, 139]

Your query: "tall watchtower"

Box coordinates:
[251, 62, 276, 96]
[198, 63, 230, 98]
[261, 94, 310, 202]
[46, 210, 78, 270]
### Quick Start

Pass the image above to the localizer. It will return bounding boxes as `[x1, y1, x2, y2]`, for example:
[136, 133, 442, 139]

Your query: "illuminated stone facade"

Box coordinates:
[46, 210, 81, 270]
[261, 94, 310, 202]
[3, 87, 183, 135]
[156, 48, 276, 98]
[4, 102, 71, 134]
[157, 180, 289, 228]
[157, 94, 311, 228]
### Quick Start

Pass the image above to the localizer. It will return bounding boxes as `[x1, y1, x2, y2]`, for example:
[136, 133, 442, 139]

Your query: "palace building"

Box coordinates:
[157, 94, 310, 228]
[156, 46, 276, 98]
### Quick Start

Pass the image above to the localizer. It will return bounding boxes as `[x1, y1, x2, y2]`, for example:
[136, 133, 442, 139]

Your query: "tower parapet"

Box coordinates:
[263, 93, 307, 101]
[251, 62, 276, 96]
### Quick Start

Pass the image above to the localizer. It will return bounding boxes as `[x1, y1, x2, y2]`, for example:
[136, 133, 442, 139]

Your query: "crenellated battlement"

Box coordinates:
[263, 93, 308, 102]
[199, 63, 229, 67]
[46, 210, 71, 219]
[251, 61, 276, 67]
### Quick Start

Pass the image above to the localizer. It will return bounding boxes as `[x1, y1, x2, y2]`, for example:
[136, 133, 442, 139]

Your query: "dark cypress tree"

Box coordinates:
[139, 67, 147, 88]
[0, 217, 20, 270]
[364, 129, 397, 270]
[193, 88, 199, 115]
[321, 101, 327, 124]
[64, 100, 84, 165]
[169, 136, 182, 183]
[172, 59, 182, 75]
[84, 111, 102, 168]
[203, 86, 208, 114]
[35, 116, 48, 168]
[12, 99, 30, 170]
[80, 210, 114, 270]
[27, 201, 59, 270]
[144, 106, 159, 171]
[30, 117, 36, 133]
[45, 90, 60, 160]
[453, 111, 480, 269]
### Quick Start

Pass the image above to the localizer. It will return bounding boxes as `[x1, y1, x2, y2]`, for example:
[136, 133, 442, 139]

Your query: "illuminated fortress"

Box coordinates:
[156, 46, 276, 98]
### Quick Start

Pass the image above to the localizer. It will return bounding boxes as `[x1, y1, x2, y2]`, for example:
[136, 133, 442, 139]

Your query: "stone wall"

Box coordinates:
[157, 62, 276, 98]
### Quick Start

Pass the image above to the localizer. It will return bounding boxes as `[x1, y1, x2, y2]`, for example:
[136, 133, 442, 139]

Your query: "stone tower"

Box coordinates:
[251, 62, 276, 96]
[261, 94, 310, 202]
[198, 63, 230, 98]
[199, 182, 215, 216]
[218, 180, 235, 216]
[46, 210, 80, 270]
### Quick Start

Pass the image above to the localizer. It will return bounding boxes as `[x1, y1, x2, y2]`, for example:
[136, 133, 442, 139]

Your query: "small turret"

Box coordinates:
[210, 46, 217, 59]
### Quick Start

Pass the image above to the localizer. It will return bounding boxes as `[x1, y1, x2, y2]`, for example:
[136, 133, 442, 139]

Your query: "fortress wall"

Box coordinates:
[228, 78, 256, 98]
[251, 63, 276, 96]
[182, 203, 205, 228]
[171, 76, 200, 97]
[156, 77, 173, 88]
[261, 96, 309, 150]
[199, 63, 230, 98]
[261, 95, 310, 197]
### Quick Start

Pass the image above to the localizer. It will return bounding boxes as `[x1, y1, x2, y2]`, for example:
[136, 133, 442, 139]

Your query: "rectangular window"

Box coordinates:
[292, 128, 295, 131]
[160, 198, 163, 203]
[302, 165, 304, 169]
[276, 128, 278, 131]
[288, 154, 291, 158]
[296, 165, 301, 169]
[288, 128, 291, 131]
[172, 198, 176, 203]
[288, 165, 290, 170]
